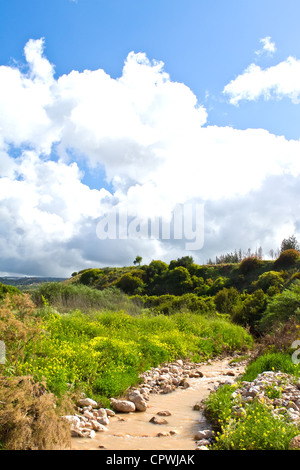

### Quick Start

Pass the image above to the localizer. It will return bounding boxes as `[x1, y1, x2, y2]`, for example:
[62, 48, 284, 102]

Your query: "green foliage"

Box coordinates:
[232, 289, 267, 332]
[251, 271, 284, 294]
[212, 399, 298, 450]
[30, 283, 140, 314]
[164, 267, 193, 295]
[214, 287, 241, 315]
[205, 365, 300, 450]
[274, 249, 300, 269]
[204, 384, 235, 427]
[79, 268, 103, 286]
[116, 273, 145, 295]
[0, 282, 21, 300]
[8, 305, 252, 401]
[259, 281, 300, 332]
[239, 256, 262, 274]
[133, 255, 143, 266]
[169, 256, 194, 270]
[241, 352, 300, 382]
[280, 235, 300, 253]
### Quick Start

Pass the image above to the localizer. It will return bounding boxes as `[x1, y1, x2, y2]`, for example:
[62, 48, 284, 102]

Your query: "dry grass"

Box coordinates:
[0, 375, 73, 450]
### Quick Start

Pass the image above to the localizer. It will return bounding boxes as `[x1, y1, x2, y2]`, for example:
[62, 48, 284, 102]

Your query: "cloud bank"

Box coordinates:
[1, 38, 300, 275]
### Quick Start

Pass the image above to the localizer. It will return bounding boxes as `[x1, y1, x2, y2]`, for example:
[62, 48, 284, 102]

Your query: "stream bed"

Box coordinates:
[71, 358, 245, 450]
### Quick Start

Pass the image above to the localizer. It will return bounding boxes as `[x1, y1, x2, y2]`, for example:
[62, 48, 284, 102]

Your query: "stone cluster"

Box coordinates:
[64, 398, 115, 439]
[137, 359, 204, 394]
[231, 371, 300, 423]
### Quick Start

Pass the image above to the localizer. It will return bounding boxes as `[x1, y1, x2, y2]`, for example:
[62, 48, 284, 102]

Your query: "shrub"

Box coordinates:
[0, 293, 41, 374]
[213, 400, 299, 450]
[274, 249, 300, 269]
[239, 256, 262, 274]
[116, 273, 145, 295]
[79, 268, 103, 286]
[259, 281, 300, 332]
[231, 289, 267, 333]
[251, 271, 284, 293]
[0, 376, 72, 450]
[0, 283, 21, 301]
[214, 287, 240, 315]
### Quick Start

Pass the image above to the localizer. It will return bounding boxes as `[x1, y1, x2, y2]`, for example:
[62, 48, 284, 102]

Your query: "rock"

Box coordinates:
[83, 410, 94, 420]
[77, 398, 98, 408]
[290, 434, 300, 449]
[90, 420, 108, 432]
[194, 429, 214, 440]
[149, 416, 168, 425]
[180, 379, 190, 389]
[94, 408, 107, 418]
[156, 432, 170, 437]
[127, 390, 147, 411]
[71, 427, 85, 438]
[196, 439, 211, 446]
[157, 410, 171, 416]
[196, 446, 209, 450]
[110, 398, 136, 413]
[63, 415, 81, 427]
[97, 416, 110, 426]
[193, 401, 202, 410]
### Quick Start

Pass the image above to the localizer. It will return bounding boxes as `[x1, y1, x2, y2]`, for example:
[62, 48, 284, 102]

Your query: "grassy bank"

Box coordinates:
[13, 304, 252, 404]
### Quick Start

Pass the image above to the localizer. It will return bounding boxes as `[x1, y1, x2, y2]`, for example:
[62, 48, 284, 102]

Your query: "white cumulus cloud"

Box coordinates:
[1, 38, 300, 275]
[223, 56, 300, 105]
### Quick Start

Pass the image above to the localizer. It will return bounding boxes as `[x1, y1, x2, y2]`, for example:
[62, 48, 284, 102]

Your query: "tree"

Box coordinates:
[280, 235, 300, 253]
[133, 255, 142, 266]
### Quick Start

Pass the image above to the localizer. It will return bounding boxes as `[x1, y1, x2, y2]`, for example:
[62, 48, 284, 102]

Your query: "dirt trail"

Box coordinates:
[71, 357, 246, 451]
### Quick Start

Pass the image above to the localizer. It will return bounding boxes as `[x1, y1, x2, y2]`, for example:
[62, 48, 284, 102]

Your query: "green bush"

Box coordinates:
[79, 268, 103, 286]
[239, 256, 262, 274]
[0, 283, 21, 300]
[251, 271, 284, 293]
[116, 273, 145, 295]
[274, 249, 300, 269]
[259, 281, 300, 332]
[213, 400, 299, 450]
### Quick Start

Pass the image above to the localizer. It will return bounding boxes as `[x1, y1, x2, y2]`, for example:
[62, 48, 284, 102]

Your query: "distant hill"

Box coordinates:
[0, 277, 67, 289]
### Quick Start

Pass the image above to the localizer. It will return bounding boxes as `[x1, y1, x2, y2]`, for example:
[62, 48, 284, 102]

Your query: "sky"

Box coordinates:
[1, 0, 300, 276]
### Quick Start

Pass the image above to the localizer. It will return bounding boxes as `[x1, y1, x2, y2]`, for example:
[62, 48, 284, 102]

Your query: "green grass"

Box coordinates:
[13, 308, 253, 404]
[30, 283, 141, 314]
[204, 351, 300, 450]
[241, 351, 300, 382]
[213, 399, 299, 450]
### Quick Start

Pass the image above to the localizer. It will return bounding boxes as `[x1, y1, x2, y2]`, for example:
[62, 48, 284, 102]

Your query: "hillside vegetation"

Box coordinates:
[1, 247, 300, 449]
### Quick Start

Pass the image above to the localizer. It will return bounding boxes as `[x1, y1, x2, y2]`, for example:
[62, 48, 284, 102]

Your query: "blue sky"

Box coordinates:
[1, 0, 300, 275]
[2, 0, 300, 138]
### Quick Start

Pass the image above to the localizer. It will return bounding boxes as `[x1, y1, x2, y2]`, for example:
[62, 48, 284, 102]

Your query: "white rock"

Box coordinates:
[97, 416, 110, 426]
[110, 398, 136, 413]
[77, 398, 98, 408]
[194, 429, 214, 440]
[63, 415, 81, 427]
[128, 391, 147, 411]
[90, 420, 108, 432]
